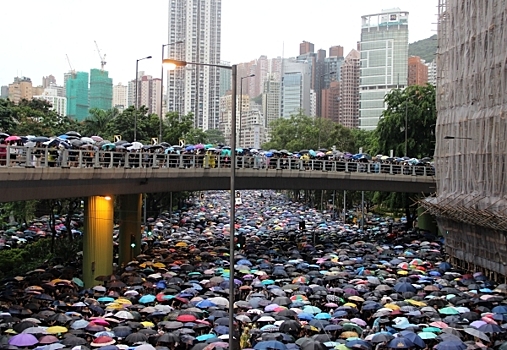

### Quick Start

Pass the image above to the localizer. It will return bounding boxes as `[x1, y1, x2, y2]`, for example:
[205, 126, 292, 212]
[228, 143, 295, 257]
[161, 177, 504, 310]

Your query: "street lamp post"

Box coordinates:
[164, 59, 237, 347]
[160, 41, 184, 143]
[239, 74, 255, 148]
[135, 56, 152, 142]
[317, 71, 336, 149]
[405, 98, 408, 157]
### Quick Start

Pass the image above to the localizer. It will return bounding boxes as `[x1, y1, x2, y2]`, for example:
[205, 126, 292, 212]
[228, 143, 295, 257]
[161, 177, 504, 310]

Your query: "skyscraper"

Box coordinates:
[339, 49, 361, 128]
[166, 0, 221, 131]
[89, 69, 113, 111]
[280, 59, 312, 118]
[66, 72, 89, 121]
[359, 8, 409, 130]
[262, 75, 280, 139]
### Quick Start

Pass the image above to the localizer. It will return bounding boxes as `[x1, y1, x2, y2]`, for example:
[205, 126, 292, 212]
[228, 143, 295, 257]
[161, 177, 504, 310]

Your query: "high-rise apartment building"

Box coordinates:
[408, 56, 428, 86]
[166, 0, 221, 131]
[359, 8, 409, 130]
[253, 55, 269, 98]
[426, 60, 437, 86]
[89, 69, 113, 111]
[300, 41, 315, 55]
[339, 49, 361, 128]
[262, 75, 280, 138]
[8, 77, 33, 104]
[241, 108, 266, 149]
[42, 75, 56, 88]
[322, 80, 340, 123]
[113, 83, 128, 111]
[66, 72, 89, 121]
[34, 84, 67, 116]
[329, 46, 344, 58]
[131, 74, 162, 115]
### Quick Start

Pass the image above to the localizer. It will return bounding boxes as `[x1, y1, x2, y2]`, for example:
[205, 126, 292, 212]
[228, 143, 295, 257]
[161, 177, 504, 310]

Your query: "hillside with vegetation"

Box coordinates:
[409, 34, 437, 63]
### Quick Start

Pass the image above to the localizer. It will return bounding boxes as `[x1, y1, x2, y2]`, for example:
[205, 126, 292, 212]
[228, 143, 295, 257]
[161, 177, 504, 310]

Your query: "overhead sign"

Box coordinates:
[151, 138, 159, 145]
[179, 139, 185, 147]
[114, 135, 122, 142]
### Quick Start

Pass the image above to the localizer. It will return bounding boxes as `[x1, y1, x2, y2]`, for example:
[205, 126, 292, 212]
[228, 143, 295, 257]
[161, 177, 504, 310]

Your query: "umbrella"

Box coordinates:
[463, 328, 489, 342]
[254, 340, 287, 350]
[434, 340, 467, 350]
[9, 333, 39, 347]
[387, 337, 414, 349]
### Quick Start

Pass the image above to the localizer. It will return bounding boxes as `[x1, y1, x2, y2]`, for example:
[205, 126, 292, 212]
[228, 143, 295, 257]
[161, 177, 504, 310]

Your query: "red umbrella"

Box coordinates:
[176, 314, 197, 322]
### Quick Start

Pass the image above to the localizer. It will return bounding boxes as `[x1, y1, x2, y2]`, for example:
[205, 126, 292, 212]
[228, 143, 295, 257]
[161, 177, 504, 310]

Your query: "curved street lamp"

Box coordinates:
[165, 58, 238, 343]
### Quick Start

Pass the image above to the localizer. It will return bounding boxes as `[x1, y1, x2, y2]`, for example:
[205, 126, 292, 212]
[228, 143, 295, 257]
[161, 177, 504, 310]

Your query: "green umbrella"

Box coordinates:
[418, 331, 438, 339]
[421, 327, 442, 333]
[72, 277, 84, 287]
[439, 307, 459, 315]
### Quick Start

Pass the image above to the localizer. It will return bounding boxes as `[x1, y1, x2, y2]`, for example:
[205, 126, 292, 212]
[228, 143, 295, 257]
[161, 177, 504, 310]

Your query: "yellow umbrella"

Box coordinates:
[397, 270, 408, 275]
[406, 299, 427, 307]
[153, 262, 166, 268]
[348, 296, 364, 302]
[105, 304, 125, 310]
[385, 303, 401, 310]
[46, 326, 68, 334]
[343, 302, 357, 308]
[140, 321, 155, 328]
[115, 298, 132, 305]
[175, 242, 188, 247]
[340, 331, 358, 339]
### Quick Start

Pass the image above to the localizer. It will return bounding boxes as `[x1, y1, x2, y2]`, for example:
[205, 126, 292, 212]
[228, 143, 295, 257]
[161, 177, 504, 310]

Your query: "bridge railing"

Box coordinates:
[0, 146, 435, 177]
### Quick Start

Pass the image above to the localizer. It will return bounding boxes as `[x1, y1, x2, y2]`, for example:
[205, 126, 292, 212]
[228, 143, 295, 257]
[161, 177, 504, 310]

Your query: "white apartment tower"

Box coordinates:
[166, 0, 222, 131]
[113, 83, 128, 111]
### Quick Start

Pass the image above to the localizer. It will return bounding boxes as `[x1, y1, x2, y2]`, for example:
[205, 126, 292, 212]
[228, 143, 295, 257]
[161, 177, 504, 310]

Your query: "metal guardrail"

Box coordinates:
[0, 146, 436, 177]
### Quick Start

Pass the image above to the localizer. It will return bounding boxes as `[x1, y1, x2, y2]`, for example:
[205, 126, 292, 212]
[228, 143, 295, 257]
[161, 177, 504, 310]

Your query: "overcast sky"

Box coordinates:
[0, 0, 437, 87]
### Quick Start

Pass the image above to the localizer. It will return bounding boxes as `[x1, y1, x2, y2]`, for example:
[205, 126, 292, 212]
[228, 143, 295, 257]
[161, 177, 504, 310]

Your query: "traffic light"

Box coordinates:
[200, 193, 205, 200]
[236, 192, 241, 198]
[130, 235, 136, 248]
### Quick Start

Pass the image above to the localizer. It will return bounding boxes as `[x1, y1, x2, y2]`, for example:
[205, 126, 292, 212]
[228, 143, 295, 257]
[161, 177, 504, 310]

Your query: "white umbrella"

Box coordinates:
[127, 142, 144, 151]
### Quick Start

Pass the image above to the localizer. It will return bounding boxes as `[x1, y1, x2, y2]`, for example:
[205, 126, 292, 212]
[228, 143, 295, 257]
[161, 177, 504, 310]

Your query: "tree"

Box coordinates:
[107, 106, 150, 142]
[204, 129, 225, 145]
[262, 111, 357, 153]
[81, 108, 118, 137]
[350, 129, 376, 155]
[375, 84, 436, 158]
[185, 128, 208, 144]
[163, 112, 194, 145]
[0, 99, 17, 133]
[11, 99, 79, 136]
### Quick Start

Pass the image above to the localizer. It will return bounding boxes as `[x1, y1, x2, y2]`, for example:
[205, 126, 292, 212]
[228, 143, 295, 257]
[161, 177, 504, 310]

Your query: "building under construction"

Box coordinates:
[422, 0, 507, 281]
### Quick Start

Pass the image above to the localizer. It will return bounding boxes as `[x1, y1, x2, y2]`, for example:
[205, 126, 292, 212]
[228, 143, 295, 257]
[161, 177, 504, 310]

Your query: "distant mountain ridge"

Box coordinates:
[409, 34, 437, 63]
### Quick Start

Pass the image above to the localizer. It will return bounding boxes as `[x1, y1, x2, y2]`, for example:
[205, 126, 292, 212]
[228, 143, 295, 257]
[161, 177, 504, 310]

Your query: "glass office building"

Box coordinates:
[359, 8, 409, 130]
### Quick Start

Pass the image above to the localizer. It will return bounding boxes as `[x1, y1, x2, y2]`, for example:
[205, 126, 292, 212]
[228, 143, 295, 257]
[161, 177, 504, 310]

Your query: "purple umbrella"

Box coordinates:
[9, 333, 39, 347]
[264, 304, 280, 312]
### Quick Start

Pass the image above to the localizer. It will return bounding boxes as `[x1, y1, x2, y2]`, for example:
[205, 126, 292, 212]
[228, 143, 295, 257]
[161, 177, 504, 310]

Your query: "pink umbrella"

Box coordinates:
[5, 135, 21, 142]
[429, 321, 449, 328]
[350, 317, 367, 326]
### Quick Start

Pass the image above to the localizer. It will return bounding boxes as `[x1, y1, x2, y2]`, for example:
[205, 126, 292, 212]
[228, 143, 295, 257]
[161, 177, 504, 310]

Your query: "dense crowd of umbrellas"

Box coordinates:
[0, 132, 433, 167]
[0, 190, 505, 350]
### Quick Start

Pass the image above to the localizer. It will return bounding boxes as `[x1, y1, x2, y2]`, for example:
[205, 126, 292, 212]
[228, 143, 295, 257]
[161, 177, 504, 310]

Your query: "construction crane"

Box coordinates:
[66, 54, 76, 78]
[94, 40, 107, 71]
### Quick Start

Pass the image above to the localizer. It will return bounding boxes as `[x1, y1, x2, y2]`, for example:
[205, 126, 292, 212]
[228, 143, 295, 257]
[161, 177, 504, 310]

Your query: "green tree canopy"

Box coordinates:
[375, 84, 436, 158]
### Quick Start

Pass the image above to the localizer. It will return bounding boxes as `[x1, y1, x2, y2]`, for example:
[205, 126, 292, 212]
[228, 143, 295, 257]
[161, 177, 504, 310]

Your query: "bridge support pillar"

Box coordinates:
[83, 195, 114, 288]
[118, 194, 142, 267]
[417, 206, 438, 235]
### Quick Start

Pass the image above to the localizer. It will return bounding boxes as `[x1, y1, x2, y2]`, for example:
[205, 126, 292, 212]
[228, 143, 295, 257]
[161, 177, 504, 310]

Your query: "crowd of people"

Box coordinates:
[0, 190, 505, 350]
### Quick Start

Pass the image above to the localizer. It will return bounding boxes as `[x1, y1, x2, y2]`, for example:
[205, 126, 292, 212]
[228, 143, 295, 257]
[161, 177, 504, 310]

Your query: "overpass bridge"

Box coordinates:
[0, 146, 435, 202]
[0, 146, 436, 287]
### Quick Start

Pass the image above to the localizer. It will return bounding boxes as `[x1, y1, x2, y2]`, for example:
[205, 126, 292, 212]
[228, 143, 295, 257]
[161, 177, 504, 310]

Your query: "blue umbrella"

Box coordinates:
[387, 337, 414, 349]
[196, 334, 216, 341]
[434, 340, 467, 350]
[196, 300, 217, 308]
[345, 339, 372, 350]
[236, 259, 252, 266]
[399, 331, 425, 348]
[492, 305, 507, 314]
[97, 297, 115, 303]
[138, 294, 156, 304]
[254, 340, 288, 350]
[393, 282, 416, 293]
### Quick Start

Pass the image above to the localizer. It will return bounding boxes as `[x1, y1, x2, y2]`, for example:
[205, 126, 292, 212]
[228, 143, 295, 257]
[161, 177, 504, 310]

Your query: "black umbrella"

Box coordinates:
[125, 332, 149, 344]
[158, 332, 180, 344]
[279, 320, 301, 333]
[113, 326, 132, 338]
[61, 336, 88, 346]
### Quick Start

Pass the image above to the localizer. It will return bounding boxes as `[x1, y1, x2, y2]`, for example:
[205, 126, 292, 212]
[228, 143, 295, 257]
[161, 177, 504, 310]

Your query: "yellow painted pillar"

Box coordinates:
[118, 194, 142, 267]
[83, 196, 114, 288]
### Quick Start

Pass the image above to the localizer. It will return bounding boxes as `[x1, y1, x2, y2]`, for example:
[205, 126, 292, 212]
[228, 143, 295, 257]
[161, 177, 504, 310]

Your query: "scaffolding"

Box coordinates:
[423, 0, 507, 278]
